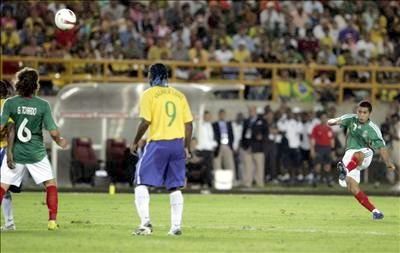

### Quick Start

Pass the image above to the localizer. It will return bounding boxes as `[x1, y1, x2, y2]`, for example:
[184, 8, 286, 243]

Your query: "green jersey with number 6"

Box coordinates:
[339, 114, 385, 151]
[1, 96, 58, 164]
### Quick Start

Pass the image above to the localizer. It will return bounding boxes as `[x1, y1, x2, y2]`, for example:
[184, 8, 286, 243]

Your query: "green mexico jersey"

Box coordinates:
[0, 96, 58, 164]
[339, 114, 385, 151]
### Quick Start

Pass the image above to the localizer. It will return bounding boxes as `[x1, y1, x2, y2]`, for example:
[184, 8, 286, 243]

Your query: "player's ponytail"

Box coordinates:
[15, 67, 39, 97]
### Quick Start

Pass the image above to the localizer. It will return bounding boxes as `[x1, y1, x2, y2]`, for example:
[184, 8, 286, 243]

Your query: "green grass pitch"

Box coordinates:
[1, 193, 399, 253]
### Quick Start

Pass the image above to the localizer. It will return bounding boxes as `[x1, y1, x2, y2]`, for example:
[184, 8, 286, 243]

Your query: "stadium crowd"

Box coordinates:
[1, 1, 400, 67]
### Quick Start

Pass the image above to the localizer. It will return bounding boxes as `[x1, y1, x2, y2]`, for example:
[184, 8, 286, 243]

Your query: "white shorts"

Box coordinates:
[0, 154, 54, 187]
[339, 148, 373, 186]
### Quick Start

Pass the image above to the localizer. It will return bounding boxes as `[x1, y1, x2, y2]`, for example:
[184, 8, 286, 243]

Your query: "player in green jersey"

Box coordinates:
[328, 101, 396, 220]
[0, 68, 67, 230]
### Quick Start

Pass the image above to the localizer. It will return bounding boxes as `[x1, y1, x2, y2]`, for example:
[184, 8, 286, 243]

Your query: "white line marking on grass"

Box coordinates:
[62, 222, 399, 237]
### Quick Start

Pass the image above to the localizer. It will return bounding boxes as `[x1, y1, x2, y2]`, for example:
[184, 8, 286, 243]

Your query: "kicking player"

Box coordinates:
[1, 80, 17, 231]
[328, 101, 395, 219]
[0, 68, 68, 230]
[130, 63, 193, 236]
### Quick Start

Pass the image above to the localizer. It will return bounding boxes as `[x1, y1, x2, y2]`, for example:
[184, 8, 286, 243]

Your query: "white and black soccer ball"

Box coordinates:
[55, 8, 76, 30]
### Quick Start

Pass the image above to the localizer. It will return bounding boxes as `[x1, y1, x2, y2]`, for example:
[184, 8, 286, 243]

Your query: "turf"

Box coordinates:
[1, 193, 399, 253]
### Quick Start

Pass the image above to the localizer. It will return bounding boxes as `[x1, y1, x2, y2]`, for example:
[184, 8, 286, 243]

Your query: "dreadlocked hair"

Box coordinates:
[15, 67, 39, 97]
[1, 80, 13, 98]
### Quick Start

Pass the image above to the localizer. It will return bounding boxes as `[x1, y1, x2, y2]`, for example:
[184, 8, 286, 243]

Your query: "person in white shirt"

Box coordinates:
[214, 42, 236, 80]
[196, 111, 217, 187]
[215, 43, 234, 63]
[355, 33, 376, 59]
[277, 108, 303, 182]
[260, 4, 286, 32]
[299, 111, 320, 183]
[303, 0, 324, 15]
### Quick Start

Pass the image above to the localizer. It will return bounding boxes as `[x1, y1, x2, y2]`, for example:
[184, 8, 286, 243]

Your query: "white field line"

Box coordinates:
[27, 222, 397, 237]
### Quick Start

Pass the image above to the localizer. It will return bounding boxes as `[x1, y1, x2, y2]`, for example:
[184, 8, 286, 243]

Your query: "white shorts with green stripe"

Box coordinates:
[339, 148, 373, 187]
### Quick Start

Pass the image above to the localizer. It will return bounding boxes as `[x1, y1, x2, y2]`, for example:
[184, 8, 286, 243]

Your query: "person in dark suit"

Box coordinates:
[241, 106, 268, 187]
[212, 109, 235, 179]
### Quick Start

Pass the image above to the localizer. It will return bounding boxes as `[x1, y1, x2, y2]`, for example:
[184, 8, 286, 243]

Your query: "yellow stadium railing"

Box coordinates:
[1, 56, 399, 103]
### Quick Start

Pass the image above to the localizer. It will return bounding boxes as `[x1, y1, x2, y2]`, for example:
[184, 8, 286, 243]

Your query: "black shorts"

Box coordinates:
[300, 148, 310, 162]
[9, 185, 22, 193]
[315, 145, 332, 165]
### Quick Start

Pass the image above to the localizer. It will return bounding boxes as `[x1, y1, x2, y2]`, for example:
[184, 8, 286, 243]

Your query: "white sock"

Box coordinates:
[170, 190, 183, 230]
[134, 185, 150, 226]
[2, 192, 14, 227]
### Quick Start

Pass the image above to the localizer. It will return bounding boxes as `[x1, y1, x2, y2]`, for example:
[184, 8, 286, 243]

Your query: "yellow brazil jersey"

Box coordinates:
[139, 86, 193, 142]
[0, 98, 14, 148]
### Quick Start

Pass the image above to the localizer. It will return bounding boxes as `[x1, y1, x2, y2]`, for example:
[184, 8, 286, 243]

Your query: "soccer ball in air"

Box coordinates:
[55, 9, 76, 30]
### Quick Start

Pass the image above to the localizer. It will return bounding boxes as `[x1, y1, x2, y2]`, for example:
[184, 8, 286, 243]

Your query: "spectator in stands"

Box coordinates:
[303, 0, 323, 15]
[260, 2, 285, 33]
[155, 18, 171, 39]
[164, 1, 181, 30]
[232, 26, 254, 52]
[212, 109, 235, 182]
[123, 37, 143, 60]
[189, 40, 209, 63]
[214, 42, 233, 64]
[101, 1, 125, 20]
[241, 106, 267, 187]
[316, 45, 337, 65]
[233, 42, 251, 63]
[1, 23, 20, 55]
[147, 38, 171, 61]
[172, 39, 189, 61]
[298, 29, 320, 58]
[1, 6, 16, 28]
[19, 37, 42, 56]
[356, 33, 376, 59]
[188, 40, 209, 80]
[314, 72, 336, 103]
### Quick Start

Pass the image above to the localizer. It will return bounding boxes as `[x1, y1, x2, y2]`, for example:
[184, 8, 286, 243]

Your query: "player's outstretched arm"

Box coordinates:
[327, 117, 342, 126]
[130, 118, 150, 155]
[6, 123, 16, 169]
[379, 147, 396, 172]
[49, 130, 68, 149]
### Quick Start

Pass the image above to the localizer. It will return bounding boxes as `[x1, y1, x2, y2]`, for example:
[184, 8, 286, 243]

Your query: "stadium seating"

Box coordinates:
[70, 137, 99, 186]
[105, 138, 132, 184]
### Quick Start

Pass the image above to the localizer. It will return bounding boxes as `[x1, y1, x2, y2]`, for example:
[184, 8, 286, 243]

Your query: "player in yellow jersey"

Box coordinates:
[130, 63, 193, 236]
[0, 80, 17, 231]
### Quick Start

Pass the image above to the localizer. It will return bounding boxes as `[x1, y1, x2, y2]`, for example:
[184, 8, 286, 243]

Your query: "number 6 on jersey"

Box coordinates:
[17, 118, 32, 142]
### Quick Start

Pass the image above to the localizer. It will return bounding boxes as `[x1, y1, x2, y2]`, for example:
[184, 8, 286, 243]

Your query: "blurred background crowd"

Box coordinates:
[1, 1, 400, 67]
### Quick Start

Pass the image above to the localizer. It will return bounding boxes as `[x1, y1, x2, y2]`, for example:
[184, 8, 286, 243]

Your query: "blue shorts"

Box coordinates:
[134, 138, 186, 190]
